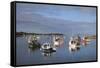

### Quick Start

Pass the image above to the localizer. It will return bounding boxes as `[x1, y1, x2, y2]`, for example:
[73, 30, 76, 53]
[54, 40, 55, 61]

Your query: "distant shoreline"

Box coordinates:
[16, 32, 64, 37]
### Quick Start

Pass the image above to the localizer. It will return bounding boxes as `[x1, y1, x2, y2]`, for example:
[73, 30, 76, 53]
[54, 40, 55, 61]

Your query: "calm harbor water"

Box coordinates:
[16, 32, 96, 65]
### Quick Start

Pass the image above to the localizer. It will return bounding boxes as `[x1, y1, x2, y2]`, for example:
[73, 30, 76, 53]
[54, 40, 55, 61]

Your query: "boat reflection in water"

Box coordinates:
[41, 50, 56, 57]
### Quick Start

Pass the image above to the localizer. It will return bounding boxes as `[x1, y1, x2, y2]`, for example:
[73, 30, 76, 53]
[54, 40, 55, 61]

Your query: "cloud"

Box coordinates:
[16, 3, 96, 23]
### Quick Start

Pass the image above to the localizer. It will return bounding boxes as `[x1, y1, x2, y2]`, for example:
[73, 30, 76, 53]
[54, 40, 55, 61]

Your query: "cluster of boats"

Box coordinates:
[69, 35, 96, 52]
[27, 34, 96, 53]
[27, 35, 64, 54]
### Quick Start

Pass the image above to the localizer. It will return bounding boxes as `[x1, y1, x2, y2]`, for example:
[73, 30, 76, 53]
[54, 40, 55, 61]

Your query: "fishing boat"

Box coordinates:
[69, 36, 81, 51]
[53, 36, 64, 47]
[82, 36, 91, 42]
[81, 36, 91, 46]
[28, 36, 40, 44]
[28, 36, 40, 48]
[40, 43, 56, 52]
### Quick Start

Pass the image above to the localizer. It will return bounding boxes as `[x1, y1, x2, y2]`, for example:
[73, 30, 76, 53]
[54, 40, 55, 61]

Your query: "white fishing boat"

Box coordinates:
[69, 36, 81, 51]
[40, 43, 56, 52]
[28, 36, 33, 44]
[53, 36, 64, 47]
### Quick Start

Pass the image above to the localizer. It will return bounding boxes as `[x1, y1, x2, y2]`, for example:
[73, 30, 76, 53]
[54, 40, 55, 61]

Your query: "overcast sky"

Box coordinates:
[16, 3, 96, 23]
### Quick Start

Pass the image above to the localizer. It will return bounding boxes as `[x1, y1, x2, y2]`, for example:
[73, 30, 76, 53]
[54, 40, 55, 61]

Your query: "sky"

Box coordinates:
[16, 3, 96, 23]
[16, 3, 96, 34]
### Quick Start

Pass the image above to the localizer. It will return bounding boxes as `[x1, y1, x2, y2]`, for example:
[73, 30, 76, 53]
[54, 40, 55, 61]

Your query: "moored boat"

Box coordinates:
[69, 36, 81, 52]
[40, 43, 56, 52]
